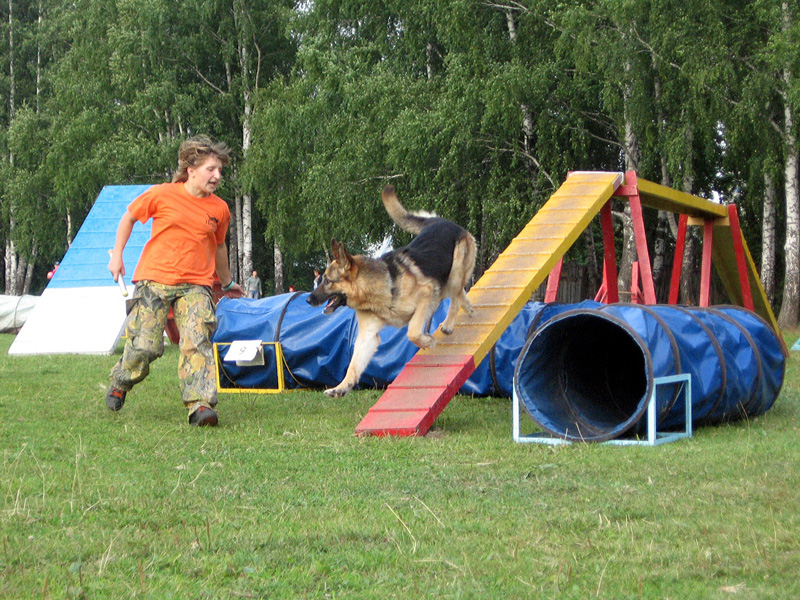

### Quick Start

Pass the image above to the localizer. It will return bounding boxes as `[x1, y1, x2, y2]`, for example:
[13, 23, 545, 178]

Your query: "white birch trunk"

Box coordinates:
[274, 241, 284, 294]
[23, 246, 36, 294]
[618, 103, 639, 295]
[680, 168, 697, 305]
[651, 73, 671, 299]
[241, 94, 254, 276]
[778, 122, 800, 327]
[235, 0, 254, 278]
[5, 239, 19, 295]
[778, 1, 800, 327]
[761, 172, 777, 305]
[232, 191, 243, 283]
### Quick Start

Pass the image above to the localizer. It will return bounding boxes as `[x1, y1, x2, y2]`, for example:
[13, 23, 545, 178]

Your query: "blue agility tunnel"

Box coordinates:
[213, 293, 537, 395]
[513, 302, 785, 442]
[213, 295, 784, 441]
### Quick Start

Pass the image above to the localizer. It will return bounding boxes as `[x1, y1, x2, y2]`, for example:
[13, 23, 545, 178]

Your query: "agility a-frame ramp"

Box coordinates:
[8, 185, 152, 356]
[354, 171, 779, 437]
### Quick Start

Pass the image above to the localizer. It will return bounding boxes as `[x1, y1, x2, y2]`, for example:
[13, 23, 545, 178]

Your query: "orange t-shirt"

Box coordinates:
[129, 182, 231, 286]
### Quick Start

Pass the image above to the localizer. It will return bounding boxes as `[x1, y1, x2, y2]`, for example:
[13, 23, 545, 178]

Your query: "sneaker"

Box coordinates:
[106, 386, 127, 411]
[189, 406, 218, 427]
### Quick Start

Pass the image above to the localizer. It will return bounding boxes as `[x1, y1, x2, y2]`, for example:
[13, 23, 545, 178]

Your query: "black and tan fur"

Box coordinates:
[307, 185, 476, 397]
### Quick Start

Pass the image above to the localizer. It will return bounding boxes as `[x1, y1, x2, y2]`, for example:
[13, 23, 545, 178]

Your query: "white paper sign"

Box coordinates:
[223, 340, 265, 366]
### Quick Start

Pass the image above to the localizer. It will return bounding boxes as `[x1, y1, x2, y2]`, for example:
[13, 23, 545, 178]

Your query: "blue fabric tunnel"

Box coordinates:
[213, 295, 784, 442]
[512, 302, 785, 442]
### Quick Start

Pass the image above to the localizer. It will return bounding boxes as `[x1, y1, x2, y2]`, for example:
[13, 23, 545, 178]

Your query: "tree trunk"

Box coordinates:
[23, 245, 36, 294]
[778, 124, 800, 327]
[778, 0, 800, 328]
[582, 226, 599, 293]
[240, 91, 253, 276]
[274, 240, 284, 294]
[5, 239, 19, 295]
[234, 190, 243, 281]
[66, 210, 74, 246]
[234, 0, 254, 278]
[651, 210, 670, 301]
[228, 192, 241, 284]
[618, 58, 640, 296]
[650, 72, 673, 301]
[680, 167, 698, 305]
[4, 0, 20, 295]
[761, 171, 777, 306]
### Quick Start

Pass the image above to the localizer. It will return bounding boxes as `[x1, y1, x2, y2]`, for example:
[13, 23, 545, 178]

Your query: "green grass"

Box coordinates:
[1, 332, 799, 599]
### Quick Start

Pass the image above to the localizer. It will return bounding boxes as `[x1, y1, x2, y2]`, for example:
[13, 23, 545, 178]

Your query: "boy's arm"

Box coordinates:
[216, 244, 243, 298]
[108, 211, 138, 282]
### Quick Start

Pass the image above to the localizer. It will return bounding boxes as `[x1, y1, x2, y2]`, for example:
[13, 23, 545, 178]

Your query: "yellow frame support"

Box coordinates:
[213, 341, 287, 394]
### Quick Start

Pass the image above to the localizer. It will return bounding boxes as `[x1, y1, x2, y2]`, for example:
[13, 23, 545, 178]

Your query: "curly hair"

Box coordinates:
[172, 135, 231, 183]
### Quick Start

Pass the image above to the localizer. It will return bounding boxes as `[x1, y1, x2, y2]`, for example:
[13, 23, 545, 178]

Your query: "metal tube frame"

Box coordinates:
[512, 373, 692, 446]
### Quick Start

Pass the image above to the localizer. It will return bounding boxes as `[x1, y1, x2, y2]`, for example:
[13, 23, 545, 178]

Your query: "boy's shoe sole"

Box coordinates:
[189, 406, 218, 427]
[106, 386, 127, 411]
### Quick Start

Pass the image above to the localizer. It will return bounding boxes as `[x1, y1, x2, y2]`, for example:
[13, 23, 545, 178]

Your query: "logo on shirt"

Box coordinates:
[206, 216, 219, 234]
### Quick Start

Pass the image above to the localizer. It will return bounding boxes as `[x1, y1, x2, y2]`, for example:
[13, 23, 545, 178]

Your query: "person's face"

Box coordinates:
[186, 156, 224, 197]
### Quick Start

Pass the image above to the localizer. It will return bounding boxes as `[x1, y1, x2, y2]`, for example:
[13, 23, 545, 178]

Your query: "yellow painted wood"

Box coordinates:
[635, 178, 728, 218]
[709, 221, 781, 337]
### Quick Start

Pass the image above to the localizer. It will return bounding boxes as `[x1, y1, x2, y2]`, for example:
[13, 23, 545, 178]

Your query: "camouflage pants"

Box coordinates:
[109, 281, 218, 414]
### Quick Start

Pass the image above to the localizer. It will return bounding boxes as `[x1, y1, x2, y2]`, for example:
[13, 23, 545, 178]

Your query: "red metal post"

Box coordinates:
[599, 201, 619, 304]
[545, 257, 564, 303]
[699, 219, 714, 307]
[623, 172, 657, 304]
[727, 204, 755, 311]
[668, 214, 688, 305]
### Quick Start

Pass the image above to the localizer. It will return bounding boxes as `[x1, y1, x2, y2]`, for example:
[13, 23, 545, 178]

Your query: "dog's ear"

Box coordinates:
[331, 239, 351, 269]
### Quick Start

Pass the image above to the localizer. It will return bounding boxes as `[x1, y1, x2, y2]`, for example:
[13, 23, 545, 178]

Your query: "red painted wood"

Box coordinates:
[599, 202, 619, 303]
[544, 257, 564, 303]
[727, 204, 755, 311]
[669, 214, 688, 304]
[355, 410, 434, 437]
[625, 172, 657, 304]
[355, 354, 476, 437]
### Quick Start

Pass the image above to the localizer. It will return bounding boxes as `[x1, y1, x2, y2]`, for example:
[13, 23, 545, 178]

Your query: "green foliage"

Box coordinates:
[3, 0, 800, 298]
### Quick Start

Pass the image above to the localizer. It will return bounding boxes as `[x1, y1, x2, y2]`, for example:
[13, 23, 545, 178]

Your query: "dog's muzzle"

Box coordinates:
[307, 291, 347, 314]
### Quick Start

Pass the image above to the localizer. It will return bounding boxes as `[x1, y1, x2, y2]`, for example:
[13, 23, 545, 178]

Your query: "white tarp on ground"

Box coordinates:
[0, 295, 37, 333]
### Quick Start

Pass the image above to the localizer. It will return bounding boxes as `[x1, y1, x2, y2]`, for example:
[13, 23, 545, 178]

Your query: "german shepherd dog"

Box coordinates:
[307, 185, 476, 397]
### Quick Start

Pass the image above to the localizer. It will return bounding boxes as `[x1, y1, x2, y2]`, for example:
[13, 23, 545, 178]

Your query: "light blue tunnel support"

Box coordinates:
[513, 373, 692, 446]
[512, 303, 785, 443]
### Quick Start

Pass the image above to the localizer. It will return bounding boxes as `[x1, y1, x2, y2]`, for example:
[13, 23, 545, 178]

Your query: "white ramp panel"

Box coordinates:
[8, 287, 127, 355]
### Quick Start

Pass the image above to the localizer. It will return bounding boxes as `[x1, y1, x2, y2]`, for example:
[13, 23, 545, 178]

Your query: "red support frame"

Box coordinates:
[619, 172, 657, 304]
[727, 204, 755, 311]
[545, 257, 564, 303]
[669, 214, 689, 305]
[599, 201, 619, 303]
[544, 174, 755, 313]
[699, 219, 714, 307]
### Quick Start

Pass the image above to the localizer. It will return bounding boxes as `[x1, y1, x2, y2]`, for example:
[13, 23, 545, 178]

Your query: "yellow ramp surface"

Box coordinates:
[420, 171, 623, 366]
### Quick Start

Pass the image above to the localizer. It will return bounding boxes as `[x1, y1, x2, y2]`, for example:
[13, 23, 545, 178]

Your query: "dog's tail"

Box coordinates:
[381, 185, 436, 235]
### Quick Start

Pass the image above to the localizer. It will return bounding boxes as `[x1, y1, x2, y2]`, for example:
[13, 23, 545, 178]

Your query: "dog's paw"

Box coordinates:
[440, 323, 454, 335]
[418, 334, 437, 348]
[324, 387, 349, 398]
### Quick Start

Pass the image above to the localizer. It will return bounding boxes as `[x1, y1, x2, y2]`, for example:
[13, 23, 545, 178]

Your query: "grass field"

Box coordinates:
[1, 331, 799, 599]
